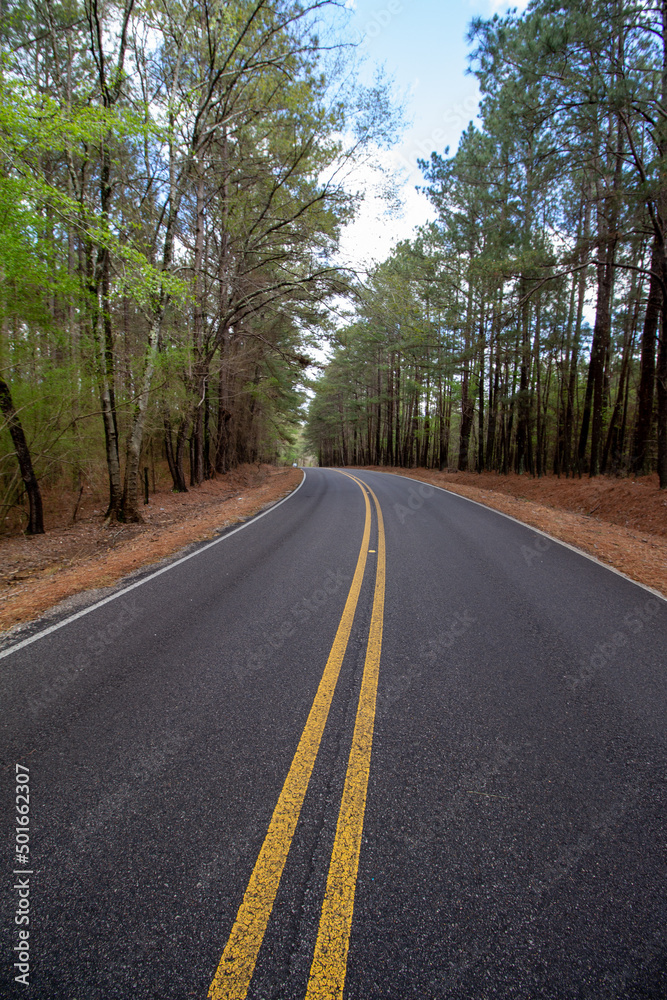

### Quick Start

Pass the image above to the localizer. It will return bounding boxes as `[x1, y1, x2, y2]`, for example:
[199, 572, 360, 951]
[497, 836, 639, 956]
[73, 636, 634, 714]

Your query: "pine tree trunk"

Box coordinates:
[602, 267, 641, 472]
[656, 0, 667, 488]
[386, 362, 394, 465]
[458, 269, 474, 471]
[632, 240, 661, 474]
[191, 165, 206, 487]
[590, 112, 623, 476]
[87, 242, 122, 520]
[658, 306, 667, 488]
[486, 293, 502, 470]
[163, 410, 178, 486]
[515, 283, 533, 474]
[578, 241, 615, 474]
[438, 375, 449, 471]
[563, 234, 589, 475]
[164, 409, 189, 492]
[477, 302, 486, 472]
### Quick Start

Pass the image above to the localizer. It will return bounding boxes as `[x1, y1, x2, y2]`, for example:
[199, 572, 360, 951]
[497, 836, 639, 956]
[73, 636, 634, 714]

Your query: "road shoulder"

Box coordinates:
[0, 466, 303, 635]
[354, 466, 667, 599]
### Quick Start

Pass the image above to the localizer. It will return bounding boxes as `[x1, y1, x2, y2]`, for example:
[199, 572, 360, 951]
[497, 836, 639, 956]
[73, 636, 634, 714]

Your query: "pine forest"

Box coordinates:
[2, 0, 667, 540]
[307, 1, 667, 491]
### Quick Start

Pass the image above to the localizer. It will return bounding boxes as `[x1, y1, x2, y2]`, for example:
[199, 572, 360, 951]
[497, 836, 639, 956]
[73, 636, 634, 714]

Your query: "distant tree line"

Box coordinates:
[307, 0, 667, 488]
[0, 0, 392, 532]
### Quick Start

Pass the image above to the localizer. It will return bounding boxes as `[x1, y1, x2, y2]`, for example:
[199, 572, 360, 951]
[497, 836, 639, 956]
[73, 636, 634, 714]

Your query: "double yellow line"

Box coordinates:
[208, 472, 386, 1000]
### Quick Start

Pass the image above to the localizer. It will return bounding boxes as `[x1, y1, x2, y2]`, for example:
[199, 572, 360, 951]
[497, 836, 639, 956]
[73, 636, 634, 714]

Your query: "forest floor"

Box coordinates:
[1, 464, 665, 638]
[355, 466, 667, 599]
[0, 464, 302, 635]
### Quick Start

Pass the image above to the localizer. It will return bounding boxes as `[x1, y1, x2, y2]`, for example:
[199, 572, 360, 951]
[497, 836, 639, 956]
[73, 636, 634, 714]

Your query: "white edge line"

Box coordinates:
[353, 469, 667, 605]
[0, 470, 307, 661]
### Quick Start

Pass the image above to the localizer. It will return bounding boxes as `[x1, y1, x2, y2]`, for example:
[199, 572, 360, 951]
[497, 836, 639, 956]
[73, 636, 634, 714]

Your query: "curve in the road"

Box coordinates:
[0, 472, 307, 662]
[1, 467, 665, 1000]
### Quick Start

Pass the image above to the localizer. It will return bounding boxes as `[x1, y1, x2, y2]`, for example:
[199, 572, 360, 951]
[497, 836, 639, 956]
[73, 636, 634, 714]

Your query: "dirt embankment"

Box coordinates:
[0, 465, 302, 635]
[354, 467, 667, 599]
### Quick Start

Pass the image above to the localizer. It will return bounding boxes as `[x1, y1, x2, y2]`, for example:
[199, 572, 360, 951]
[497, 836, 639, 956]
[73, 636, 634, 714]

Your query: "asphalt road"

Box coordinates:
[1, 468, 666, 999]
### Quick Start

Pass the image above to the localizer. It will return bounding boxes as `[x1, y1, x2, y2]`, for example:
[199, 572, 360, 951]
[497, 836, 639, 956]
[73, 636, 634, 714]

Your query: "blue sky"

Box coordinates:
[334, 0, 529, 269]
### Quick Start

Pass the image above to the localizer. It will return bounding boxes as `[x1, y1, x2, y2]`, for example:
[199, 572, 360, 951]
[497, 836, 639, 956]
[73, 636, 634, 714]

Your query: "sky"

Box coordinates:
[333, 0, 530, 273]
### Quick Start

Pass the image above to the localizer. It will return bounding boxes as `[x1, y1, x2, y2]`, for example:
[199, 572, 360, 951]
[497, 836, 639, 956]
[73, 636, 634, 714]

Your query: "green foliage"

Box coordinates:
[308, 0, 667, 479]
[0, 0, 401, 527]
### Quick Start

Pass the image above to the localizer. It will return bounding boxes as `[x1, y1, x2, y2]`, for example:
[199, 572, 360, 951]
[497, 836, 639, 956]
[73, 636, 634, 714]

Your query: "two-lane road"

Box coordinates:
[1, 468, 665, 999]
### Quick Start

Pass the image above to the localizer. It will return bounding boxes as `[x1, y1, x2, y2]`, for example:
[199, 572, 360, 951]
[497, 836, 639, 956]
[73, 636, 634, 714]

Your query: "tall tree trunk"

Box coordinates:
[515, 280, 533, 474]
[421, 363, 431, 467]
[602, 266, 641, 472]
[631, 239, 661, 474]
[486, 292, 502, 470]
[590, 104, 624, 475]
[532, 298, 543, 476]
[375, 360, 382, 465]
[394, 360, 401, 465]
[163, 410, 179, 490]
[85, 1, 134, 519]
[438, 372, 449, 471]
[121, 319, 160, 521]
[0, 378, 44, 534]
[556, 196, 589, 475]
[386, 359, 394, 465]
[458, 272, 475, 471]
[477, 299, 486, 472]
[655, 0, 667, 487]
[92, 299, 122, 519]
[191, 164, 206, 486]
[164, 408, 189, 492]
[563, 221, 589, 475]
[658, 304, 667, 487]
[84, 235, 122, 520]
[578, 233, 616, 474]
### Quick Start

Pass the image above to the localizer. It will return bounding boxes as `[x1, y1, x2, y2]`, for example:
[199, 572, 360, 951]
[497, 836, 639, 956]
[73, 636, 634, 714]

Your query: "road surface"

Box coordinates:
[1, 468, 665, 999]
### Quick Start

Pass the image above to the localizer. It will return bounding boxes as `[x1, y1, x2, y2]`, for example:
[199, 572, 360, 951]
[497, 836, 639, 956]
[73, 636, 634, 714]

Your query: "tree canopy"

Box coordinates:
[0, 0, 395, 531]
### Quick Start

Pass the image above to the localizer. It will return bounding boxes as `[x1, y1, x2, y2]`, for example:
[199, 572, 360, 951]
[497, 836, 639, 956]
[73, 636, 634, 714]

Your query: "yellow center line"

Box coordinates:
[306, 475, 386, 1000]
[207, 474, 372, 1000]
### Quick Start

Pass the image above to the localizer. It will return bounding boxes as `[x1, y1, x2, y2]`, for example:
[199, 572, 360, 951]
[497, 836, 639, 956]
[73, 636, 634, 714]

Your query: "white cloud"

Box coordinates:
[335, 148, 436, 275]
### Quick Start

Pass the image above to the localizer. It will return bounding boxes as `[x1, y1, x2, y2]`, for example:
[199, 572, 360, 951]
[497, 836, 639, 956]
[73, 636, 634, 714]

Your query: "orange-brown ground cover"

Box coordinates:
[355, 467, 667, 599]
[0, 465, 302, 634]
